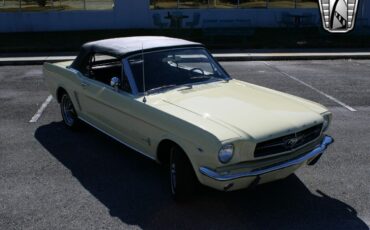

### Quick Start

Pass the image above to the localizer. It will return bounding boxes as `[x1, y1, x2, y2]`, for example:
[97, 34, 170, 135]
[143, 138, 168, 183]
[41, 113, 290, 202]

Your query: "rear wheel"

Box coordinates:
[170, 145, 198, 201]
[60, 93, 80, 129]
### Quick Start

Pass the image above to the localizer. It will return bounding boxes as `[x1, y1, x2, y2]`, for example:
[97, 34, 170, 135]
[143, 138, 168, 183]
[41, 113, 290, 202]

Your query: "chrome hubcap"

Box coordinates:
[62, 96, 76, 126]
[170, 162, 176, 194]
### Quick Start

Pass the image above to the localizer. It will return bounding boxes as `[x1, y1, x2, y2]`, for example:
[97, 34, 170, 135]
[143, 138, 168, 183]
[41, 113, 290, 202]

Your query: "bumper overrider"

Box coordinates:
[200, 135, 334, 183]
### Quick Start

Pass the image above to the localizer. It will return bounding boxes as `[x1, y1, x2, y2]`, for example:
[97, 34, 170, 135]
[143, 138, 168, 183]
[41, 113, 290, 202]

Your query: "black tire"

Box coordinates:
[170, 145, 198, 201]
[60, 93, 80, 130]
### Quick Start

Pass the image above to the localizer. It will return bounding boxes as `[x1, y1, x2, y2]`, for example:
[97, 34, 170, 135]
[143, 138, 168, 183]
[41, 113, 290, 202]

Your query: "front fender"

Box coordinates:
[157, 132, 221, 185]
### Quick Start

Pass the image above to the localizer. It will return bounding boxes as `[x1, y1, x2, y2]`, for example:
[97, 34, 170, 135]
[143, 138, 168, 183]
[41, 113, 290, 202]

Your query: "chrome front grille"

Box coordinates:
[254, 124, 323, 158]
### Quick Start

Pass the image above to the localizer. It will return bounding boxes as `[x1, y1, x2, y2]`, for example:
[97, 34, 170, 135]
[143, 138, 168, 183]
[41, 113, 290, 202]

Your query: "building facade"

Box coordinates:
[0, 0, 369, 32]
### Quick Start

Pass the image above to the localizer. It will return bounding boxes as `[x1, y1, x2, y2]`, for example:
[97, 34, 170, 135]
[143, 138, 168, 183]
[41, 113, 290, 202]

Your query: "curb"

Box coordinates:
[213, 53, 370, 61]
[1, 53, 370, 65]
[0, 56, 76, 66]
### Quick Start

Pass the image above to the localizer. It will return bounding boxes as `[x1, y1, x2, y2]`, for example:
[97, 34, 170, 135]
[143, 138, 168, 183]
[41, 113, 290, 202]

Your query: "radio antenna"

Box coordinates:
[142, 43, 147, 103]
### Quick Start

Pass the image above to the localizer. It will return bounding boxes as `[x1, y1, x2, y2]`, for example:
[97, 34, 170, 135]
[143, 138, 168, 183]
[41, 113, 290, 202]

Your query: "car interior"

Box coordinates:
[129, 53, 217, 93]
[86, 54, 131, 93]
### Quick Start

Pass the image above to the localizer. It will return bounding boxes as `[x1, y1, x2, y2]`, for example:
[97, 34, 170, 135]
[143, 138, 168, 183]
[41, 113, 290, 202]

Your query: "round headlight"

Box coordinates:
[322, 114, 330, 132]
[218, 144, 234, 164]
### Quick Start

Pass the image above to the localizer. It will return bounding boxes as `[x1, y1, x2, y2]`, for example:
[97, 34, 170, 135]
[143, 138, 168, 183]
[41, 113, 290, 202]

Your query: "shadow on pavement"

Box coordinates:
[35, 122, 368, 230]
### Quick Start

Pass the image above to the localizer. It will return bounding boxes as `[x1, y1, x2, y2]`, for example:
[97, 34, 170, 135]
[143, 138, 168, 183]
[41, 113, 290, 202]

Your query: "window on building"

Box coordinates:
[19, 0, 65, 11]
[150, 0, 178, 9]
[59, 0, 84, 10]
[179, 0, 208, 8]
[239, 0, 267, 8]
[296, 0, 317, 8]
[210, 0, 238, 8]
[85, 0, 114, 10]
[0, 0, 20, 11]
[268, 0, 295, 8]
[0, 0, 113, 11]
[149, 0, 317, 9]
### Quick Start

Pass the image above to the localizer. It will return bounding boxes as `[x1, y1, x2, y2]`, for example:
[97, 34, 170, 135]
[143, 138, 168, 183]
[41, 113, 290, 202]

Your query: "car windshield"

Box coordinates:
[128, 48, 231, 94]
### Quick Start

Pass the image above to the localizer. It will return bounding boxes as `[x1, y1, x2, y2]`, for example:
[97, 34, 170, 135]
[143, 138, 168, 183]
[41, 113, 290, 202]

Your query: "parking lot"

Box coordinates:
[0, 60, 369, 230]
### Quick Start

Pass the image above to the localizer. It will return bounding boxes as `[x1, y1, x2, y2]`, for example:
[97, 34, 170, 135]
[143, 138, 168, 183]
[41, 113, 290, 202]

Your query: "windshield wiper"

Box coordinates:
[190, 75, 213, 80]
[190, 75, 228, 83]
[176, 84, 193, 91]
[207, 75, 230, 83]
[146, 84, 177, 95]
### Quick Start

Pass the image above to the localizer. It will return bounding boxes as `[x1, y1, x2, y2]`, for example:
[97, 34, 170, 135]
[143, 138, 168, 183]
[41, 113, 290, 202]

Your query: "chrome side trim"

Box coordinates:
[199, 135, 334, 182]
[78, 117, 156, 161]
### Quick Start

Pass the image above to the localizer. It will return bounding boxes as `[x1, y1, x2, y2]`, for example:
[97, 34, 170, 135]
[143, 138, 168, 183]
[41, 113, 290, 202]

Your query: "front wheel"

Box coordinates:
[60, 93, 80, 130]
[170, 146, 198, 201]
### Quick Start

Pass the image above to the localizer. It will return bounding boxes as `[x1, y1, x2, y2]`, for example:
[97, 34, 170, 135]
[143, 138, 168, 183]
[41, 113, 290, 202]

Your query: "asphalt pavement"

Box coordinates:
[0, 60, 369, 230]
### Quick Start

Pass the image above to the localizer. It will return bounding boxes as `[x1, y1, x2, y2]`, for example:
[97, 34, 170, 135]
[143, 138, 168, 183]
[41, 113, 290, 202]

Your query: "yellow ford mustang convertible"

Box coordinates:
[44, 36, 333, 200]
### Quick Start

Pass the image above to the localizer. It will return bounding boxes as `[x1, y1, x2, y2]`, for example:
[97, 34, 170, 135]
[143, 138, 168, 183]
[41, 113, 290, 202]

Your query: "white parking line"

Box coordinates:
[29, 95, 53, 123]
[263, 61, 357, 112]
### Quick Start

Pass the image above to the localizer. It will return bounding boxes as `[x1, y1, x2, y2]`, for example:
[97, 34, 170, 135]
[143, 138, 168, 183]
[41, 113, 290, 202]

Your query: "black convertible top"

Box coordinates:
[71, 36, 203, 70]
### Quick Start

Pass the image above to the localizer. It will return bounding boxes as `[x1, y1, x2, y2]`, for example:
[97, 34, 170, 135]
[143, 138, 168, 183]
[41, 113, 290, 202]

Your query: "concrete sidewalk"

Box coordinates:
[1, 51, 370, 65]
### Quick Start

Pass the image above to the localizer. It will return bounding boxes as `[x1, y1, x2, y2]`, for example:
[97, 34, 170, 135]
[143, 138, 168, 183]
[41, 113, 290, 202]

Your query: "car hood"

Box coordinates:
[150, 80, 327, 142]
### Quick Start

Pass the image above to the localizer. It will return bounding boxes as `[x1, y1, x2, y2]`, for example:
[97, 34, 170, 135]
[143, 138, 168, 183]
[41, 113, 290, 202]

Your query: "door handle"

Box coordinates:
[81, 82, 89, 88]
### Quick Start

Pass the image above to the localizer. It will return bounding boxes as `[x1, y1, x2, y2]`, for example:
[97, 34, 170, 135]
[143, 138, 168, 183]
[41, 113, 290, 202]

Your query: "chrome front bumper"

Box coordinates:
[200, 135, 334, 182]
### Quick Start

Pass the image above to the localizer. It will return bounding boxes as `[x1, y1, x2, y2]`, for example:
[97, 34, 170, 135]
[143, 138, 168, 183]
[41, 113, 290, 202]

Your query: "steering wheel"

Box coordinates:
[189, 68, 205, 77]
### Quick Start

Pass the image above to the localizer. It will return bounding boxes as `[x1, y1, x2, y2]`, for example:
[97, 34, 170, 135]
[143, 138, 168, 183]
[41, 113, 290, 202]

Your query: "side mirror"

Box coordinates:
[110, 77, 120, 90]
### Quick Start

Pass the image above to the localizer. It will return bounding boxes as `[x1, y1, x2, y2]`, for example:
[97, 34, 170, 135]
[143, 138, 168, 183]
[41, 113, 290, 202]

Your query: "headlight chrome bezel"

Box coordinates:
[218, 144, 234, 164]
[322, 114, 330, 132]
